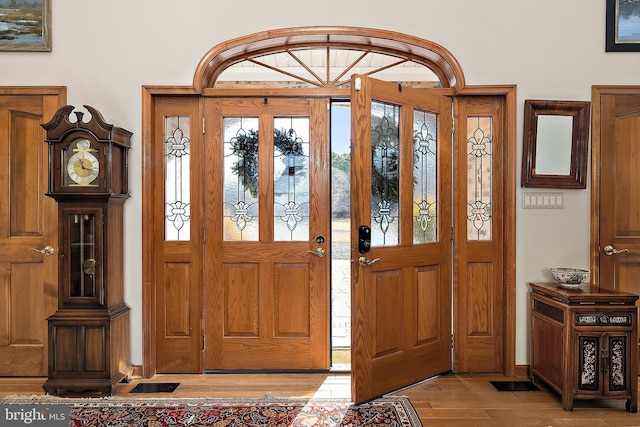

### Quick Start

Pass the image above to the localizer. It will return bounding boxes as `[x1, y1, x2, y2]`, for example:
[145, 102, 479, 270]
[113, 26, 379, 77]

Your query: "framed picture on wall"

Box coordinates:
[0, 0, 51, 52]
[607, 0, 640, 51]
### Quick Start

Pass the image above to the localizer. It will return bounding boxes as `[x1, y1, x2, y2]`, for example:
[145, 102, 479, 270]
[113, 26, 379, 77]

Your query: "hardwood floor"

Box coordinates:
[0, 373, 638, 426]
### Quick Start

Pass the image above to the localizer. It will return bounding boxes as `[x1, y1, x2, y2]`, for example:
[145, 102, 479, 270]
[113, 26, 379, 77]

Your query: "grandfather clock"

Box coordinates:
[41, 105, 131, 396]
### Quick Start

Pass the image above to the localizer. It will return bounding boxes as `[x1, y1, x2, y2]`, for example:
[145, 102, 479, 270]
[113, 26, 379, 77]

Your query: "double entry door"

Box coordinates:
[203, 76, 453, 401]
[153, 76, 460, 402]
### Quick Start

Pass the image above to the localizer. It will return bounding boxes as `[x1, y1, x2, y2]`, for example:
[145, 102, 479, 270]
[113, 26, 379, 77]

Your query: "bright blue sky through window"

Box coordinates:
[331, 103, 351, 155]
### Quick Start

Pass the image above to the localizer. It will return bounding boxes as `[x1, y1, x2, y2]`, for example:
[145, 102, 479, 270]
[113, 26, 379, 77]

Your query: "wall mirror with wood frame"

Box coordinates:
[521, 99, 590, 189]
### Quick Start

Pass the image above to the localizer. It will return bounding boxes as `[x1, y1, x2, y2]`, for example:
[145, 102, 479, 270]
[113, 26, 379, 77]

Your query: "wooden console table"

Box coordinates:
[530, 282, 638, 412]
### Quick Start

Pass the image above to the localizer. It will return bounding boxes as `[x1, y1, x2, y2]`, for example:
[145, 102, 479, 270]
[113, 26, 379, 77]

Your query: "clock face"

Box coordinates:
[64, 138, 100, 186]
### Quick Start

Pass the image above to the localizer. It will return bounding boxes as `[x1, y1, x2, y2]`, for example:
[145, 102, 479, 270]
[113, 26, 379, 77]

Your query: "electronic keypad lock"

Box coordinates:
[358, 225, 371, 254]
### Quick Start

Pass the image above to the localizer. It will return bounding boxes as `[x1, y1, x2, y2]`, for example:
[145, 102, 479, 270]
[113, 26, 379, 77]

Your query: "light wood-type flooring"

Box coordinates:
[1, 373, 639, 426]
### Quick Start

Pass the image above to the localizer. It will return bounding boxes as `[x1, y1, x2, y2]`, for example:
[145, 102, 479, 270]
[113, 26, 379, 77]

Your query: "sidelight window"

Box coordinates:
[466, 116, 492, 241]
[164, 116, 191, 241]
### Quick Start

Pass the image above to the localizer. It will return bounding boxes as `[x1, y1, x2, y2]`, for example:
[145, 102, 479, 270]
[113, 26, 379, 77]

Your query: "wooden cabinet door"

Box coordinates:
[0, 88, 65, 376]
[350, 75, 452, 402]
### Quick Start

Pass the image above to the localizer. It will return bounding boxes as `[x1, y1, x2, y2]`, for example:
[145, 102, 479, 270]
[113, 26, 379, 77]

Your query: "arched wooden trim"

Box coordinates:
[193, 26, 466, 93]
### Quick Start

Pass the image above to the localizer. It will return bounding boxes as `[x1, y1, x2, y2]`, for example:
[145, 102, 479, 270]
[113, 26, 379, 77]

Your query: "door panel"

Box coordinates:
[0, 89, 65, 376]
[596, 90, 640, 295]
[593, 88, 640, 368]
[204, 97, 330, 370]
[152, 97, 203, 373]
[350, 75, 452, 403]
[453, 96, 505, 372]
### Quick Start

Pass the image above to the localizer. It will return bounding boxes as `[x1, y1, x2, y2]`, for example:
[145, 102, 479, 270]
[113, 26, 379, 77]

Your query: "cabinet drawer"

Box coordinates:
[575, 313, 633, 327]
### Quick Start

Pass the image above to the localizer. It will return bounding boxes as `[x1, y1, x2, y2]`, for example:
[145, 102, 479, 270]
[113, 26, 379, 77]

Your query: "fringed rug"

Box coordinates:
[1, 396, 422, 426]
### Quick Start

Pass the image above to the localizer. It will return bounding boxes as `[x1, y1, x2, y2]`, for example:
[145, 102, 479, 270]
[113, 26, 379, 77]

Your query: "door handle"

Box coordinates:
[29, 245, 55, 256]
[603, 245, 629, 256]
[358, 256, 380, 266]
[307, 247, 325, 257]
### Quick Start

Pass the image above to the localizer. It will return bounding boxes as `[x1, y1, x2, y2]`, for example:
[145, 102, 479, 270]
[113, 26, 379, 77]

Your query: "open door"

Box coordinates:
[350, 75, 453, 402]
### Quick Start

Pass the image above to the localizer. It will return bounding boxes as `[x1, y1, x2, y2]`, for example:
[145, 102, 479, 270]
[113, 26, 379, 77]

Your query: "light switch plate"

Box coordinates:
[522, 192, 563, 209]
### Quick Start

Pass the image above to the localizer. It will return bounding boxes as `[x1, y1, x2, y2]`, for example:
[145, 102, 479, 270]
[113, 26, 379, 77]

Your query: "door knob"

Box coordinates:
[358, 256, 381, 266]
[29, 245, 55, 255]
[603, 245, 629, 256]
[307, 247, 325, 257]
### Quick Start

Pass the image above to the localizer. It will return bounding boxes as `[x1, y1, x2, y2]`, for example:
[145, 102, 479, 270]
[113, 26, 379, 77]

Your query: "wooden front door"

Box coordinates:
[145, 88, 514, 379]
[0, 87, 65, 376]
[203, 97, 330, 370]
[593, 87, 640, 296]
[350, 76, 453, 402]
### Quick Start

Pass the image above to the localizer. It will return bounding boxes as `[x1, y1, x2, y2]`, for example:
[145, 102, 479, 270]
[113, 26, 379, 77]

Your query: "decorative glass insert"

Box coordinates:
[413, 109, 438, 244]
[466, 116, 492, 241]
[274, 117, 310, 241]
[223, 117, 260, 241]
[165, 116, 191, 241]
[69, 213, 96, 298]
[371, 101, 400, 246]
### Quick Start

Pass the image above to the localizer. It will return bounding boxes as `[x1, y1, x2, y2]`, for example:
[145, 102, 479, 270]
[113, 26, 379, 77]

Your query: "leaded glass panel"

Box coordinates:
[467, 116, 492, 241]
[371, 101, 400, 246]
[165, 116, 191, 241]
[413, 109, 438, 244]
[274, 117, 310, 241]
[223, 117, 260, 241]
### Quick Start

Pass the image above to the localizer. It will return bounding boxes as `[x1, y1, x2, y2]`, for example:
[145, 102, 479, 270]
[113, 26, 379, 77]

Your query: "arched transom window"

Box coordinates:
[193, 26, 465, 91]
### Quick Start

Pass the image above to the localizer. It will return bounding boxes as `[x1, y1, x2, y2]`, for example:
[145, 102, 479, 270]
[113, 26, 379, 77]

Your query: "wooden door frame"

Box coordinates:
[141, 85, 517, 379]
[590, 85, 640, 284]
[141, 27, 517, 379]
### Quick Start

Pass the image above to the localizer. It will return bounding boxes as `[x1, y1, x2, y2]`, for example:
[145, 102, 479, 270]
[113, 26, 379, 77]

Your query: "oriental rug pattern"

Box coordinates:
[1, 396, 422, 426]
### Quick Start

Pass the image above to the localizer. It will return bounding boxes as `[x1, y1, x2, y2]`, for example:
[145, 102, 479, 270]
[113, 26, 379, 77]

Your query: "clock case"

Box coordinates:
[43, 104, 131, 197]
[41, 105, 132, 396]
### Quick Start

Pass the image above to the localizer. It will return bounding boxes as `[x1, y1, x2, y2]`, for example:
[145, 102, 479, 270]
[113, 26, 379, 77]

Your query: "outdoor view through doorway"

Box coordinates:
[331, 102, 351, 370]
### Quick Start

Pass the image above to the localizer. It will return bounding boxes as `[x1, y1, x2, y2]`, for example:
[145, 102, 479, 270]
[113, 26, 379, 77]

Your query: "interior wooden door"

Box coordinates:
[594, 87, 640, 296]
[204, 97, 330, 370]
[350, 75, 453, 403]
[0, 88, 65, 376]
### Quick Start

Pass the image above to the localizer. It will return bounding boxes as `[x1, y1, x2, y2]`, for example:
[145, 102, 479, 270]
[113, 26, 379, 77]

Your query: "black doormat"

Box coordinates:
[490, 381, 539, 391]
[130, 382, 180, 393]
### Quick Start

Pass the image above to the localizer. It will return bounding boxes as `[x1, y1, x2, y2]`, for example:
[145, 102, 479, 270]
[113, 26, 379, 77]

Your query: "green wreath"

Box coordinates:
[231, 128, 304, 198]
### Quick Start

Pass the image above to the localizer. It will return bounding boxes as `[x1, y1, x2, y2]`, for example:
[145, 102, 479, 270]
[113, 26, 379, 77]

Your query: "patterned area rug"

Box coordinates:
[1, 396, 422, 426]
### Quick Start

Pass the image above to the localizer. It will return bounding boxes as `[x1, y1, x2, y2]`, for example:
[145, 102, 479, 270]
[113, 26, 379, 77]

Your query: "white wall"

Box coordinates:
[2, 0, 639, 367]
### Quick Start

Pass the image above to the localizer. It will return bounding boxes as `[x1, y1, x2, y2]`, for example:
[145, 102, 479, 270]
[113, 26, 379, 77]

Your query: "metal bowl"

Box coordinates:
[549, 268, 590, 286]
